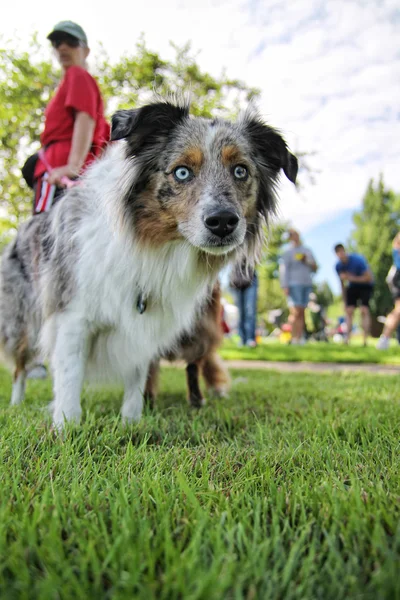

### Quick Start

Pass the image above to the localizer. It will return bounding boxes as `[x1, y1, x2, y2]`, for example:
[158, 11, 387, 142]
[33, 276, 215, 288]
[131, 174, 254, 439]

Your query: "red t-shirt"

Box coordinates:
[34, 65, 110, 179]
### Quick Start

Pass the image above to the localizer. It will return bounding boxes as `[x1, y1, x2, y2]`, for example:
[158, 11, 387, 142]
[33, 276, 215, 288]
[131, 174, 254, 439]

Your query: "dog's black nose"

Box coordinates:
[204, 210, 239, 238]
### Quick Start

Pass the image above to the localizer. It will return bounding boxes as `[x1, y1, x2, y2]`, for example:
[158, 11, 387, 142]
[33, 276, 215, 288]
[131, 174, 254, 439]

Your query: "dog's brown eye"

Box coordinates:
[233, 165, 248, 180]
[173, 166, 193, 182]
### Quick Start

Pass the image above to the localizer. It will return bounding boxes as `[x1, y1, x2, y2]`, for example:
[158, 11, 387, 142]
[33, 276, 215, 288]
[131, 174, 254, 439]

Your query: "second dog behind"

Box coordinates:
[145, 282, 230, 408]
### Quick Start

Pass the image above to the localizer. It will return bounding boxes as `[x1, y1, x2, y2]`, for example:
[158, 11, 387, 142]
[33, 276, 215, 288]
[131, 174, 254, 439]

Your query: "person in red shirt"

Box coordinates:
[33, 21, 110, 213]
[27, 21, 110, 379]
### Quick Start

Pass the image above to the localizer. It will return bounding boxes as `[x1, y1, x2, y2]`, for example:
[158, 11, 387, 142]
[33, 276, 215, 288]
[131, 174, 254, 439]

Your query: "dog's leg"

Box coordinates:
[186, 361, 205, 408]
[121, 367, 147, 423]
[202, 352, 230, 398]
[10, 334, 29, 406]
[144, 359, 160, 410]
[10, 364, 27, 406]
[51, 314, 88, 427]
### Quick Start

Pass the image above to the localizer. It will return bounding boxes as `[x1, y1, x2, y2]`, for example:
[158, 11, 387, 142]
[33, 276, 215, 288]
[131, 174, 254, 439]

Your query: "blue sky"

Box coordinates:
[303, 209, 355, 295]
[2, 0, 399, 293]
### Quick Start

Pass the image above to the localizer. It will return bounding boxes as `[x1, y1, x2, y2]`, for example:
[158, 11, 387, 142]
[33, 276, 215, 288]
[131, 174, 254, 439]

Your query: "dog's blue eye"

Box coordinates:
[233, 165, 248, 180]
[174, 166, 193, 182]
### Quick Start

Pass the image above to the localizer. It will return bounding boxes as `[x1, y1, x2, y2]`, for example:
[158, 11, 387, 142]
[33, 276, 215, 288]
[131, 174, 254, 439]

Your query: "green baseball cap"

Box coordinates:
[47, 21, 88, 45]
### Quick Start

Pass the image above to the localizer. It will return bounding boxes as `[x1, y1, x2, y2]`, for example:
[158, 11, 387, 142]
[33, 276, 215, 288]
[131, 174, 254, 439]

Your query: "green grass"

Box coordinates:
[221, 337, 400, 364]
[1, 365, 399, 599]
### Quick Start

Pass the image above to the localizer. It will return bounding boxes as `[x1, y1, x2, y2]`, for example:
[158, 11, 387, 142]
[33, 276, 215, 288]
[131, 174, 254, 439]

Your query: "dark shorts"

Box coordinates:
[346, 285, 373, 308]
[392, 289, 400, 301]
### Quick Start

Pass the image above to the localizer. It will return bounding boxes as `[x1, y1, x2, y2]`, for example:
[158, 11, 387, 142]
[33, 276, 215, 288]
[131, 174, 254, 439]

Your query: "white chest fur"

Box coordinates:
[72, 218, 213, 382]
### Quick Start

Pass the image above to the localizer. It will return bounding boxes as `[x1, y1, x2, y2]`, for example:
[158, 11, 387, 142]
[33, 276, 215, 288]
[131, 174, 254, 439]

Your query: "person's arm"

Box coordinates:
[346, 271, 372, 283]
[279, 254, 290, 295]
[305, 249, 318, 272]
[48, 112, 95, 185]
[335, 264, 347, 302]
[346, 258, 373, 283]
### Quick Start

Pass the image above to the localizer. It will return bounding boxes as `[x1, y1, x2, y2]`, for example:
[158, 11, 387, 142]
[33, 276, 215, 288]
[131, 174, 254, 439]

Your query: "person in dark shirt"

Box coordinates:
[229, 261, 258, 347]
[334, 243, 373, 346]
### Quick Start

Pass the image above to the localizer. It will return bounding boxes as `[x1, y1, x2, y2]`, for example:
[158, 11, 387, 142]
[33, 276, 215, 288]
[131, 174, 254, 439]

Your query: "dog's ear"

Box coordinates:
[245, 117, 298, 184]
[110, 102, 189, 153]
[110, 110, 137, 141]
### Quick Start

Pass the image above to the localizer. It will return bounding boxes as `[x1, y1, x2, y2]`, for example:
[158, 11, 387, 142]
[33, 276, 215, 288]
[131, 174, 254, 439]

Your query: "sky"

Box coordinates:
[2, 0, 399, 293]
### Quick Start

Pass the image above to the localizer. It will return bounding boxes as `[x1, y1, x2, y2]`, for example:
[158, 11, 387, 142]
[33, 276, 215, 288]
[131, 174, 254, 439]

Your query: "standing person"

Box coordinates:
[279, 229, 317, 345]
[229, 261, 258, 348]
[24, 21, 110, 379]
[334, 244, 373, 346]
[31, 21, 110, 213]
[376, 233, 400, 349]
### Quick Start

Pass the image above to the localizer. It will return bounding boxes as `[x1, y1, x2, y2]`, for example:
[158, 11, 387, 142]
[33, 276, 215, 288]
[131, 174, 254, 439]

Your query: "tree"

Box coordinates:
[0, 35, 259, 244]
[349, 176, 400, 333]
[255, 222, 290, 327]
[0, 35, 57, 230]
[262, 221, 290, 279]
[313, 281, 333, 309]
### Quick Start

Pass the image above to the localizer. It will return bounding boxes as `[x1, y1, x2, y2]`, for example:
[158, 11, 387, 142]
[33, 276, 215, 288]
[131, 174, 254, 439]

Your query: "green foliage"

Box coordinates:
[0, 35, 259, 242]
[263, 221, 290, 279]
[349, 176, 400, 319]
[257, 265, 288, 327]
[314, 280, 334, 308]
[0, 35, 57, 238]
[253, 222, 289, 327]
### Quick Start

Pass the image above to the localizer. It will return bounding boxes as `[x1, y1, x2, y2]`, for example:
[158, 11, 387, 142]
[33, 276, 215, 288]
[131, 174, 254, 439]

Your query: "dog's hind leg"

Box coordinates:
[121, 367, 147, 423]
[11, 364, 27, 406]
[186, 361, 205, 408]
[10, 336, 29, 406]
[202, 352, 230, 399]
[144, 359, 160, 410]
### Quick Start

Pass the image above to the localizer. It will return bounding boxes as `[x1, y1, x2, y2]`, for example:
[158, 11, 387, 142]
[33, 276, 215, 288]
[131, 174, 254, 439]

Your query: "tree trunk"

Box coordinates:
[370, 316, 383, 338]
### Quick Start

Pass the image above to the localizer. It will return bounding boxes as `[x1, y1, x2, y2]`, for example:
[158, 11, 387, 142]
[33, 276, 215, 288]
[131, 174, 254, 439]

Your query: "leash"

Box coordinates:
[38, 149, 79, 188]
[38, 149, 147, 314]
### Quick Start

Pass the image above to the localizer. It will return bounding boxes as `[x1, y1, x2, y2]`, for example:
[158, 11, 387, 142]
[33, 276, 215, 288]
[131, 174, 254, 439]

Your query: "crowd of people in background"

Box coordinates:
[230, 227, 400, 350]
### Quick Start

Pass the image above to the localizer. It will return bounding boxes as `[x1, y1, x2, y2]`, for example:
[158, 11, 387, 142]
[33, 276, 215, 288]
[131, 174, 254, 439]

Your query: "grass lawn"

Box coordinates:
[1, 364, 399, 599]
[221, 337, 400, 365]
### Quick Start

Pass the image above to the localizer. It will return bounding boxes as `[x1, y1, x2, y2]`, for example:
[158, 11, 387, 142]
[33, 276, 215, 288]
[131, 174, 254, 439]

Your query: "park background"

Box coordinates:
[1, 0, 399, 334]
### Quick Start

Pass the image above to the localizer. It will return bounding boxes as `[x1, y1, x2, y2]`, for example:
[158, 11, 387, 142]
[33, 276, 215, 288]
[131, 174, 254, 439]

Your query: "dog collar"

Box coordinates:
[136, 291, 147, 314]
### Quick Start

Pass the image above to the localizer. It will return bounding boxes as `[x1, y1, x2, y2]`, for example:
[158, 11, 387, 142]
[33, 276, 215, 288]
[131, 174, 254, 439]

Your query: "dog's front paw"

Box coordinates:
[208, 386, 229, 399]
[121, 406, 143, 425]
[52, 406, 82, 429]
[189, 394, 206, 408]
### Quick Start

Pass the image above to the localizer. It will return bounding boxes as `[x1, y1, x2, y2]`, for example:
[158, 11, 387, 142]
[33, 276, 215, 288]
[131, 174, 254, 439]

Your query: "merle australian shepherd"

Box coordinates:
[0, 99, 297, 427]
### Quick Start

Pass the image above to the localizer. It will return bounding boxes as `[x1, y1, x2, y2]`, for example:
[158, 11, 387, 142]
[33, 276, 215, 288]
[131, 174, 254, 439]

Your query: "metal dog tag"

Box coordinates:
[136, 292, 147, 315]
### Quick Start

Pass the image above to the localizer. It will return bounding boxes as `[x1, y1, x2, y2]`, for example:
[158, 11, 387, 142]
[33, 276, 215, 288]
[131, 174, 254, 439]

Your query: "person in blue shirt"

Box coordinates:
[377, 233, 400, 349]
[334, 244, 373, 345]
